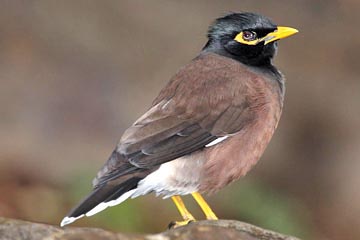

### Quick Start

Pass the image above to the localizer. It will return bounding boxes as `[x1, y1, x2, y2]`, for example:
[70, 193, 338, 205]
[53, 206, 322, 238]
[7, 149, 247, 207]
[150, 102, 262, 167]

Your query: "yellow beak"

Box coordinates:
[263, 26, 299, 45]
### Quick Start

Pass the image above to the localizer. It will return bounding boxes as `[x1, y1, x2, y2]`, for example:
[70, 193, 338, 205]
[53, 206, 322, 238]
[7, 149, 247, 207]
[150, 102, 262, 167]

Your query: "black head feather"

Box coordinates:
[203, 12, 279, 66]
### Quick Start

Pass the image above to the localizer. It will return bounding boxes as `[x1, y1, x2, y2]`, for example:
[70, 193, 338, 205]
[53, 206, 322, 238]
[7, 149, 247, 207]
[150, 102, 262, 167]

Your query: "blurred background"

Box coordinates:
[0, 1, 359, 239]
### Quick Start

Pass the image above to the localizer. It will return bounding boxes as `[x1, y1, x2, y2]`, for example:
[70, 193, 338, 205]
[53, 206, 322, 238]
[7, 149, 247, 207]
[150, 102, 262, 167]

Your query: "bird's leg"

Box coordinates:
[191, 192, 218, 220]
[169, 195, 195, 228]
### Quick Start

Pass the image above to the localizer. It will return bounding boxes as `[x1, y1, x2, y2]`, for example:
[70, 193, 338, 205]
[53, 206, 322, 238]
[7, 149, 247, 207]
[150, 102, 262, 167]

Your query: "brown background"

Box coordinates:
[0, 1, 359, 240]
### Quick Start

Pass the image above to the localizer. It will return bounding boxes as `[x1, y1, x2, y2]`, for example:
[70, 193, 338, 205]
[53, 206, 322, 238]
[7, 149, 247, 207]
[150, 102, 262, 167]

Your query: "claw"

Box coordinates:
[168, 219, 195, 229]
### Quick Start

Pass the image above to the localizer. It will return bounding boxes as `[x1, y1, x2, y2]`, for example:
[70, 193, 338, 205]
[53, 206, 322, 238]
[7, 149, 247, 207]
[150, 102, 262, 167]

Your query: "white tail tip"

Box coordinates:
[60, 215, 84, 227]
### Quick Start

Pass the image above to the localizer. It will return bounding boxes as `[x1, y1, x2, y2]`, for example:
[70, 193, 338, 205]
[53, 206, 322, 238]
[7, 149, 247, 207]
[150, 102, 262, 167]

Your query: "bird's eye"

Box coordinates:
[242, 31, 257, 41]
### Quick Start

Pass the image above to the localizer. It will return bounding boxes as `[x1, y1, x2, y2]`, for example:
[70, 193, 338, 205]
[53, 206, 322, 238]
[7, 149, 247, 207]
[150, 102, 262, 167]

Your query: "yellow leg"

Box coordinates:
[191, 192, 218, 220]
[170, 196, 195, 228]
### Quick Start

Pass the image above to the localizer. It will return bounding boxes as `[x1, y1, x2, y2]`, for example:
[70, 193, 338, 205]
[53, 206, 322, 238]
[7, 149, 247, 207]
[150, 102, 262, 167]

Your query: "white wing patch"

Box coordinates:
[205, 136, 228, 147]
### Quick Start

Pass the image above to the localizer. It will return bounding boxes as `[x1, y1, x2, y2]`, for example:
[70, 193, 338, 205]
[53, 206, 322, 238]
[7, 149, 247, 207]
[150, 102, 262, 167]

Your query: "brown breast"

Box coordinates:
[199, 65, 283, 193]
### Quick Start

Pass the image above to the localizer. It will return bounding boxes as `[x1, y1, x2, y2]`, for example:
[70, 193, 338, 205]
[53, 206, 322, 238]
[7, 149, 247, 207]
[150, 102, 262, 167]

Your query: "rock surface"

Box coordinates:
[0, 217, 300, 240]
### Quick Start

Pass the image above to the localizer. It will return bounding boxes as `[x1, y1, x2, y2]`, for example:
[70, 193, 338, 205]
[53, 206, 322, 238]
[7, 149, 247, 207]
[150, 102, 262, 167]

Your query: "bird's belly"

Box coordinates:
[134, 151, 206, 198]
[200, 107, 282, 193]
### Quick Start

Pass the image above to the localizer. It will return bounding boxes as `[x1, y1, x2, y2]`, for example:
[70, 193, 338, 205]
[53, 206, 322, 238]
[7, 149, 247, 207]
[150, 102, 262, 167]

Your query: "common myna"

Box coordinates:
[61, 12, 298, 227]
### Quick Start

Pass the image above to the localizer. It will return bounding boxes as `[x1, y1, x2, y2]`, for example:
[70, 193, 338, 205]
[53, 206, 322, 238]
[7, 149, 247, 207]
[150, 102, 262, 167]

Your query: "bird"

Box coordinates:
[60, 12, 298, 228]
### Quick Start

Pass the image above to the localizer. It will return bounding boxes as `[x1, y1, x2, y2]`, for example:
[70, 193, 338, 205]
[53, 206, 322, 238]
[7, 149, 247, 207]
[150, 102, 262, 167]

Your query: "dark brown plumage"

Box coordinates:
[61, 12, 297, 227]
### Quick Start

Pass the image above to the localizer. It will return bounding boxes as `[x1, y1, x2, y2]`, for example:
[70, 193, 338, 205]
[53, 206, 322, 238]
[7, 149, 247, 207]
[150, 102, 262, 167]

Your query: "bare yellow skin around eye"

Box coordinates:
[234, 26, 299, 46]
[234, 32, 261, 45]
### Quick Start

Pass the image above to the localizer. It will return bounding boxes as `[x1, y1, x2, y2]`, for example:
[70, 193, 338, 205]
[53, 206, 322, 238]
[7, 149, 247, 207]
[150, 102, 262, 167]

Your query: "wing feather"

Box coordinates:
[94, 53, 258, 186]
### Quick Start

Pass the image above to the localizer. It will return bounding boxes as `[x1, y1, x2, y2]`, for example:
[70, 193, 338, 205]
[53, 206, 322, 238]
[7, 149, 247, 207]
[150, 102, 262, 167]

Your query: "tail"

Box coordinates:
[60, 176, 141, 227]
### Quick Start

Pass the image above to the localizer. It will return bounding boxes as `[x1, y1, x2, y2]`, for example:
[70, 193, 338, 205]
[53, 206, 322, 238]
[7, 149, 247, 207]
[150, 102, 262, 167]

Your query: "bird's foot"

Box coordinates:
[168, 219, 195, 229]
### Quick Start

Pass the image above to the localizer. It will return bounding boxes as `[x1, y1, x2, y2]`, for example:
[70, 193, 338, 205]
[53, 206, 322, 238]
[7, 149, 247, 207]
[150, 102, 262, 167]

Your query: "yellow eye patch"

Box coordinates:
[234, 32, 261, 45]
[234, 26, 299, 46]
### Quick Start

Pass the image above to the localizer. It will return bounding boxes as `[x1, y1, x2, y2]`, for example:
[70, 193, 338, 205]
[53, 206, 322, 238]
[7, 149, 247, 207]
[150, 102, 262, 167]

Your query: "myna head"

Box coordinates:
[204, 12, 298, 66]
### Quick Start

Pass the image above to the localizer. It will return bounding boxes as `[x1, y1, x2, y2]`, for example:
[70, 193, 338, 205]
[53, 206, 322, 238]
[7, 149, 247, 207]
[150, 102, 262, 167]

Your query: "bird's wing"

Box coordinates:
[93, 54, 259, 187]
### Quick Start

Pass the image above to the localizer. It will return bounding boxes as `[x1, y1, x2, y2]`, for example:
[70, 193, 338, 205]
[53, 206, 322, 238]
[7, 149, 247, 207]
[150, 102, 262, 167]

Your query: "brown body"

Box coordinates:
[199, 54, 283, 191]
[60, 12, 297, 227]
[201, 86, 282, 192]
[102, 53, 284, 197]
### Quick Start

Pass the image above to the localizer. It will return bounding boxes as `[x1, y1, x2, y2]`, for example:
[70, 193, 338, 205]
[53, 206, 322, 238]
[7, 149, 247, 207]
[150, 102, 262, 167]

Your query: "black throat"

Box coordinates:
[201, 40, 284, 94]
[202, 40, 281, 77]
